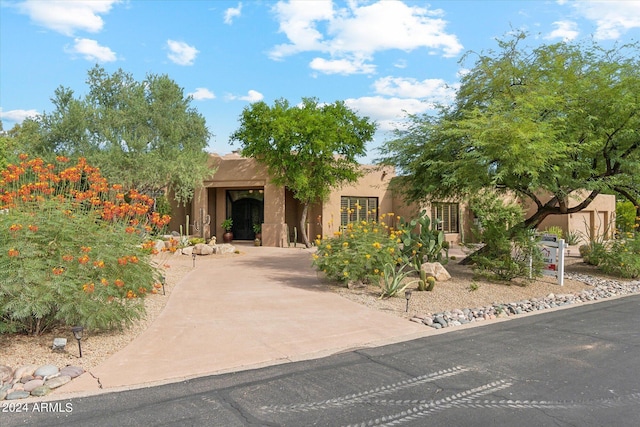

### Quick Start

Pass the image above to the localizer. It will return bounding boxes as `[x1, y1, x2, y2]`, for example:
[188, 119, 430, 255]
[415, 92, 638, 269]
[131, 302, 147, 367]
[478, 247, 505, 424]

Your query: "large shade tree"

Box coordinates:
[379, 33, 640, 231]
[231, 97, 376, 247]
[16, 66, 211, 205]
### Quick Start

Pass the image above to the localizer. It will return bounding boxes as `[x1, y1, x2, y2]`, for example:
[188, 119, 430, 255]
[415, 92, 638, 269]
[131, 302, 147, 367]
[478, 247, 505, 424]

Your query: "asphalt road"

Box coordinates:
[4, 294, 640, 427]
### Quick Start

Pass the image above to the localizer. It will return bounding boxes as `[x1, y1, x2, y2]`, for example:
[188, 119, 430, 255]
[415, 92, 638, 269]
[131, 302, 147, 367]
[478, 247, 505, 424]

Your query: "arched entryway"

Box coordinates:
[227, 190, 264, 240]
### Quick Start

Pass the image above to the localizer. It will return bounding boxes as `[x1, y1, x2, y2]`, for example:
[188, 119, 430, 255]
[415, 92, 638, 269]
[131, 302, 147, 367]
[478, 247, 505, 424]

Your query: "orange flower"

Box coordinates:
[55, 155, 69, 163]
[52, 267, 64, 275]
[78, 254, 90, 264]
[117, 257, 128, 266]
[8, 248, 19, 257]
[154, 283, 163, 289]
[82, 282, 95, 293]
[100, 278, 109, 286]
[93, 260, 105, 268]
[126, 290, 136, 299]
[114, 279, 124, 287]
[18, 153, 29, 161]
[62, 254, 74, 262]
[125, 226, 135, 234]
[28, 224, 38, 232]
[128, 255, 139, 264]
[81, 246, 92, 253]
[9, 224, 23, 232]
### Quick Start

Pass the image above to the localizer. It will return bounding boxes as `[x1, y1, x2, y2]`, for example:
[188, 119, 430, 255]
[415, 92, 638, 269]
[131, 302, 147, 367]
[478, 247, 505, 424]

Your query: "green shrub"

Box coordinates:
[616, 201, 637, 234]
[0, 155, 170, 335]
[543, 226, 564, 240]
[597, 234, 640, 278]
[469, 193, 543, 281]
[312, 219, 405, 285]
[188, 237, 205, 246]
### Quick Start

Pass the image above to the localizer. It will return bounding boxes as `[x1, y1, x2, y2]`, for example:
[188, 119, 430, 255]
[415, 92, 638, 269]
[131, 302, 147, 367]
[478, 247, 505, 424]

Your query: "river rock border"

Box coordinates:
[410, 274, 640, 329]
[0, 364, 84, 400]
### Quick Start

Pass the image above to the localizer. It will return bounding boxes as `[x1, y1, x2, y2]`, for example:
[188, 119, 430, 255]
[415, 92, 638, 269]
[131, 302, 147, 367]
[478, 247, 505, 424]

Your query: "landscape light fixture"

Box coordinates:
[405, 290, 412, 312]
[72, 326, 84, 358]
[192, 252, 196, 267]
[161, 275, 166, 295]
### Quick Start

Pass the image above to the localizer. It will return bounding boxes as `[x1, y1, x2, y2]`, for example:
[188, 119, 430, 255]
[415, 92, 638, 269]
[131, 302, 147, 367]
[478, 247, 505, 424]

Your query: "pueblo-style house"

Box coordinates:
[169, 152, 615, 247]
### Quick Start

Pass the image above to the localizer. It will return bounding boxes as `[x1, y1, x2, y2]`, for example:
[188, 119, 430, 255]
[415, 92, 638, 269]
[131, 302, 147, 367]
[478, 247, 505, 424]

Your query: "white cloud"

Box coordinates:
[166, 40, 199, 66]
[345, 96, 437, 132]
[16, 0, 121, 36]
[65, 38, 117, 62]
[309, 57, 375, 75]
[567, 0, 640, 40]
[545, 20, 579, 41]
[269, 0, 463, 75]
[189, 88, 216, 101]
[224, 2, 242, 24]
[0, 108, 40, 123]
[373, 77, 458, 104]
[226, 90, 264, 102]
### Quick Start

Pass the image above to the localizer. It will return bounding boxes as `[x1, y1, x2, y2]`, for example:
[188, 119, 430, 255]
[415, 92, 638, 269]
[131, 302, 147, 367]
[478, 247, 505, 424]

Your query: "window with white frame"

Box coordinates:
[431, 203, 459, 233]
[340, 197, 378, 226]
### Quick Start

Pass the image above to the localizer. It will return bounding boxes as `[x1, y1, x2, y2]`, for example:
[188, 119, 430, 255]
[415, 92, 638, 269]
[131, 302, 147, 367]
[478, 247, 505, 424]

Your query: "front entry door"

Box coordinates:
[232, 198, 262, 240]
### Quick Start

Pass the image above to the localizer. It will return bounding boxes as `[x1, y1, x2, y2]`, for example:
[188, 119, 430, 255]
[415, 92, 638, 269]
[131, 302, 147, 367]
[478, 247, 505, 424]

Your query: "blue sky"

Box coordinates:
[1, 0, 639, 162]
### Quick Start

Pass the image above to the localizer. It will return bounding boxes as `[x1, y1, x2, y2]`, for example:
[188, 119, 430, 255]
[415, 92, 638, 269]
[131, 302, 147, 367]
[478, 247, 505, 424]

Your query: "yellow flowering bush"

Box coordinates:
[313, 218, 406, 284]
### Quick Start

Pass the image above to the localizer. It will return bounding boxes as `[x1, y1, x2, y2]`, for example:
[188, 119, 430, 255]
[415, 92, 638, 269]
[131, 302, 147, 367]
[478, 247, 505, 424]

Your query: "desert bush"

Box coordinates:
[312, 216, 405, 285]
[596, 233, 640, 278]
[616, 200, 637, 234]
[0, 155, 171, 335]
[469, 193, 543, 281]
[542, 226, 564, 240]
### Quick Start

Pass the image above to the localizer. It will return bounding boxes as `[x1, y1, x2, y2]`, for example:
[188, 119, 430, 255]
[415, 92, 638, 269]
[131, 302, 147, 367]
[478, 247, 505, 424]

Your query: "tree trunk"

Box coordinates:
[300, 201, 311, 248]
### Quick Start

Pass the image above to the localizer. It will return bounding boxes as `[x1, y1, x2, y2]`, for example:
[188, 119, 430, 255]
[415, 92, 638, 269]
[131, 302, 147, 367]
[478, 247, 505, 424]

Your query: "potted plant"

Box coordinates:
[221, 218, 233, 243]
[253, 223, 262, 246]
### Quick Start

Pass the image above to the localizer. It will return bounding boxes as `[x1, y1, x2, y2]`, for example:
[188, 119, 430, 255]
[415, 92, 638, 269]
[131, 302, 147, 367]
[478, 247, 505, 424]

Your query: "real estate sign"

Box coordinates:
[538, 235, 566, 286]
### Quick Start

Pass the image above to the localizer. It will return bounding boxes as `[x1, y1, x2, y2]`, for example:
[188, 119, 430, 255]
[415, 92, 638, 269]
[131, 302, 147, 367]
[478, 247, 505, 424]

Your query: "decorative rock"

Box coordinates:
[34, 364, 59, 378]
[181, 246, 194, 256]
[420, 262, 452, 282]
[193, 243, 214, 256]
[20, 375, 34, 384]
[0, 390, 6, 401]
[154, 239, 166, 253]
[30, 385, 51, 397]
[44, 375, 71, 389]
[13, 364, 38, 381]
[213, 244, 236, 254]
[6, 390, 30, 400]
[23, 379, 45, 392]
[59, 366, 84, 379]
[0, 365, 12, 383]
[52, 337, 67, 350]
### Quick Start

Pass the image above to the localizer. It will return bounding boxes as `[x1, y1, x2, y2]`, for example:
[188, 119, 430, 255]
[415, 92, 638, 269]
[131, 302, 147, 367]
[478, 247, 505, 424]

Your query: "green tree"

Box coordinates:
[18, 65, 212, 205]
[379, 34, 640, 232]
[231, 97, 376, 247]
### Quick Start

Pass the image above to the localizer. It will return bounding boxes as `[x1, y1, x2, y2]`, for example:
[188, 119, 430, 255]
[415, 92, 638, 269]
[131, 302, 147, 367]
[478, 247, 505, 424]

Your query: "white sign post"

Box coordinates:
[538, 235, 566, 286]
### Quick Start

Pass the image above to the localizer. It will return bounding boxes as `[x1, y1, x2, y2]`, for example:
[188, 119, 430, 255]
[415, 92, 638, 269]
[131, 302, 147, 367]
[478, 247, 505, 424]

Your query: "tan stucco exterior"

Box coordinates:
[168, 153, 616, 247]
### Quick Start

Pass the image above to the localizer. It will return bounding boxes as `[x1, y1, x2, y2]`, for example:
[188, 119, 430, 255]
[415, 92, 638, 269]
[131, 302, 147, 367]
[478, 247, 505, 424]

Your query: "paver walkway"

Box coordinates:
[59, 245, 430, 396]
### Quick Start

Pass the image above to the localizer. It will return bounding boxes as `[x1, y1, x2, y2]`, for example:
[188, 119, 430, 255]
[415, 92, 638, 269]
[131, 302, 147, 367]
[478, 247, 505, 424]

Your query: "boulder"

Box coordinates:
[23, 379, 45, 392]
[420, 262, 451, 282]
[6, 390, 30, 400]
[213, 244, 236, 255]
[12, 364, 38, 381]
[34, 364, 59, 378]
[154, 239, 166, 253]
[181, 246, 194, 256]
[29, 385, 51, 397]
[59, 366, 84, 379]
[193, 243, 213, 256]
[45, 375, 71, 389]
[0, 365, 12, 383]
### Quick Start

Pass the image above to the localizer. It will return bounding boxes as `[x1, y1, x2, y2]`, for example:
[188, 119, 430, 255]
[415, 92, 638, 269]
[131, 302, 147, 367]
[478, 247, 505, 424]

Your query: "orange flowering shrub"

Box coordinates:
[0, 155, 171, 335]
